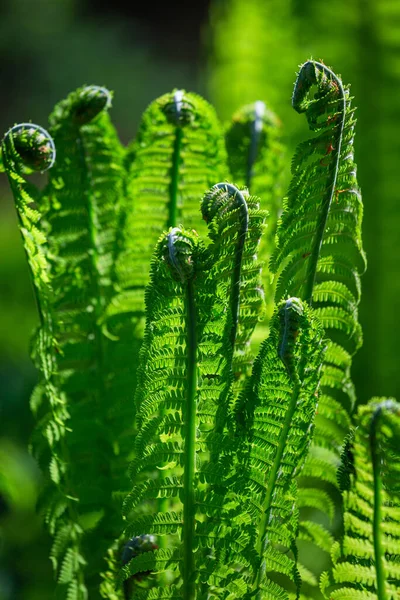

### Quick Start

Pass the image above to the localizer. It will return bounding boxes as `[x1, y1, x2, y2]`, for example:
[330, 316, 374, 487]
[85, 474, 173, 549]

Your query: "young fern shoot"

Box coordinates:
[114, 90, 229, 318]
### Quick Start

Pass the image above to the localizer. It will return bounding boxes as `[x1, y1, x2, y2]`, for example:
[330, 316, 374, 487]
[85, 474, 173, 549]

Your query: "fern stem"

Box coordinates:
[246, 101, 265, 191]
[370, 405, 388, 600]
[295, 62, 346, 305]
[169, 126, 183, 228]
[182, 277, 198, 600]
[213, 183, 249, 352]
[253, 380, 301, 598]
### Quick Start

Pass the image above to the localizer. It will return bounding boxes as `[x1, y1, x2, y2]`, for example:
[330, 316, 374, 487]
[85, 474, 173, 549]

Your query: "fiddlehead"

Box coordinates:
[242, 298, 325, 600]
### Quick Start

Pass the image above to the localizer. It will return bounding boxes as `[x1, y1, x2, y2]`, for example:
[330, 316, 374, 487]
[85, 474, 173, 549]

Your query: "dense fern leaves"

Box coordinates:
[114, 90, 229, 317]
[322, 399, 400, 600]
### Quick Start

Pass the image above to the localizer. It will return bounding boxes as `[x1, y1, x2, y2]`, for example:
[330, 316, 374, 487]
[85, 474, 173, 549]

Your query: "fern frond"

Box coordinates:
[115, 90, 228, 316]
[2, 124, 88, 599]
[270, 60, 366, 584]
[322, 399, 400, 600]
[200, 182, 267, 398]
[240, 298, 325, 599]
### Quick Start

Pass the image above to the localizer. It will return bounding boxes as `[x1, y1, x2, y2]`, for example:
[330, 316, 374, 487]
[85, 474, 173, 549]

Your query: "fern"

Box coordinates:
[270, 60, 366, 589]
[322, 399, 400, 600]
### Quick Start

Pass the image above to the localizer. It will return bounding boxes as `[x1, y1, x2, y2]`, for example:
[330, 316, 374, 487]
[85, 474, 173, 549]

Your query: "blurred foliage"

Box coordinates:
[207, 0, 400, 405]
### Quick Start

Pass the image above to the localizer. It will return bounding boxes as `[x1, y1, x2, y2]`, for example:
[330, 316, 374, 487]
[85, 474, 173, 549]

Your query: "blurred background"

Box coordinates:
[0, 0, 399, 597]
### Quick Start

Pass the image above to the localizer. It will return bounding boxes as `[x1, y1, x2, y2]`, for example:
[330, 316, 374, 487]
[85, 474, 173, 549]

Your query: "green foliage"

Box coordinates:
[322, 399, 400, 600]
[2, 57, 399, 600]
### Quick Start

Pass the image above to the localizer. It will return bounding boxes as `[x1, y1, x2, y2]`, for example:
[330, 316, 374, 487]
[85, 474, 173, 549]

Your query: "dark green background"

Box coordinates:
[0, 0, 398, 597]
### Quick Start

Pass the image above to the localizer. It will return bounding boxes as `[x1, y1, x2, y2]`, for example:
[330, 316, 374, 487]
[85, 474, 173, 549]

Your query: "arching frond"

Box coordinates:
[1, 124, 88, 600]
[270, 60, 366, 590]
[225, 102, 285, 350]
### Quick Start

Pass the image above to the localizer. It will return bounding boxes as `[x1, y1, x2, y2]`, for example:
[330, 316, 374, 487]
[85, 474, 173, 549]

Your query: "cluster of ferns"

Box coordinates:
[2, 61, 399, 600]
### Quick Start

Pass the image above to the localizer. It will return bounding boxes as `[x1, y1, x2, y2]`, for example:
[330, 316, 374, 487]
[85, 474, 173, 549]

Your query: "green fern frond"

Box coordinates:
[114, 90, 228, 317]
[270, 60, 366, 585]
[200, 182, 267, 396]
[322, 399, 400, 600]
[2, 123, 88, 600]
[240, 298, 325, 599]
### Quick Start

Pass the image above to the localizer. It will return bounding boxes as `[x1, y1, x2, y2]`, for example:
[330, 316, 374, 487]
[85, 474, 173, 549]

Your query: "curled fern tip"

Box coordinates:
[164, 227, 196, 283]
[3, 123, 56, 172]
[72, 85, 112, 125]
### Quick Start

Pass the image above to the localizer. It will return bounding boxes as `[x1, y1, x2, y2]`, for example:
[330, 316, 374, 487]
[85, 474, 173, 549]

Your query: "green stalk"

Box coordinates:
[253, 380, 301, 598]
[168, 125, 183, 228]
[182, 278, 198, 600]
[296, 62, 346, 306]
[370, 406, 388, 600]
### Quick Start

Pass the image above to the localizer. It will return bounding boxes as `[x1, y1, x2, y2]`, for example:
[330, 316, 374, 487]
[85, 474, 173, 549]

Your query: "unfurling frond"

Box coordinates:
[241, 299, 325, 599]
[322, 399, 400, 600]
[270, 60, 366, 587]
[1, 124, 88, 600]
[201, 182, 267, 396]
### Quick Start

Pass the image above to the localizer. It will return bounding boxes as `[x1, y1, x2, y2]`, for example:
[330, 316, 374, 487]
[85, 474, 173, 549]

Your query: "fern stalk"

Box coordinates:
[182, 273, 198, 600]
[370, 406, 388, 600]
